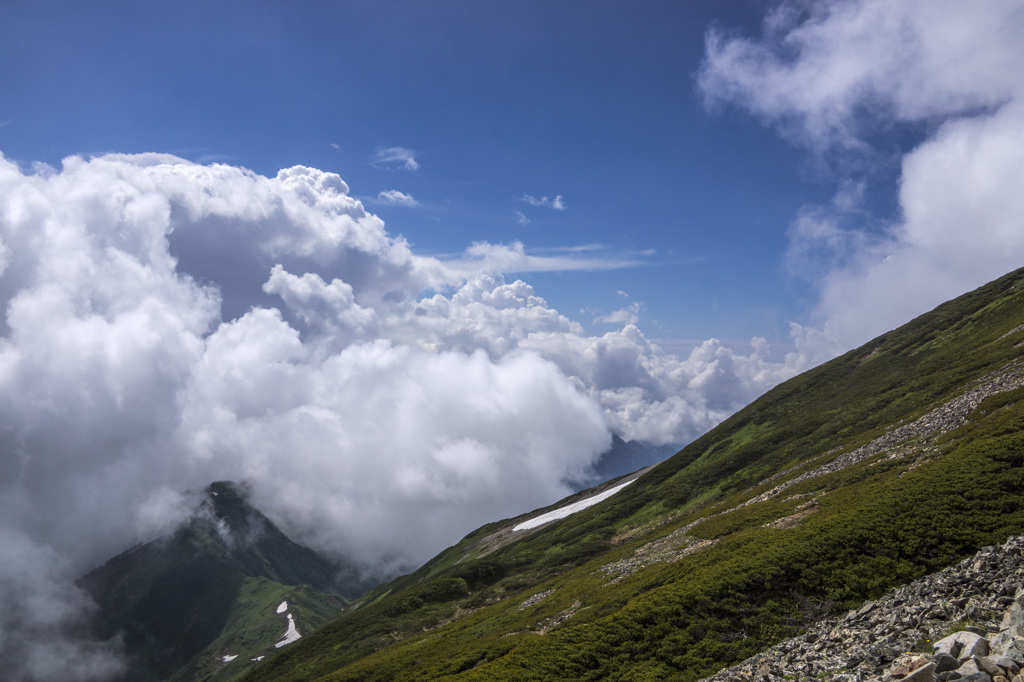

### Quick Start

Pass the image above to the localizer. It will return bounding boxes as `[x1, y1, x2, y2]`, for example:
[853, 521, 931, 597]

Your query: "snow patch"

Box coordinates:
[513, 480, 635, 531]
[221, 654, 238, 663]
[251, 656, 264, 662]
[276, 600, 287, 614]
[274, 613, 301, 648]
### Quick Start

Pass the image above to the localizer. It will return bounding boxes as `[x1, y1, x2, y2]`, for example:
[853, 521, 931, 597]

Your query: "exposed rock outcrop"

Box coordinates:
[700, 535, 1024, 682]
[750, 361, 1024, 507]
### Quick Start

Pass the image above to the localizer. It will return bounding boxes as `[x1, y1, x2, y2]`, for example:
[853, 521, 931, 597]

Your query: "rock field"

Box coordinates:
[700, 535, 1024, 682]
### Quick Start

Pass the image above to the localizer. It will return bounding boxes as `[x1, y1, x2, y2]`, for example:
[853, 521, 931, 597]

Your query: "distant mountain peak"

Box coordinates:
[180, 480, 273, 551]
[78, 480, 376, 682]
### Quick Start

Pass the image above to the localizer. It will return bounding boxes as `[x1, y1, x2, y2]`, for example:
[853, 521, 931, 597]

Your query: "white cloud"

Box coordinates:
[513, 209, 530, 226]
[376, 189, 418, 206]
[0, 152, 811, 673]
[371, 146, 420, 171]
[445, 241, 644, 274]
[520, 328, 806, 446]
[518, 193, 566, 210]
[0, 530, 125, 682]
[263, 265, 378, 340]
[595, 301, 642, 326]
[700, 0, 1024, 352]
[699, 0, 1024, 152]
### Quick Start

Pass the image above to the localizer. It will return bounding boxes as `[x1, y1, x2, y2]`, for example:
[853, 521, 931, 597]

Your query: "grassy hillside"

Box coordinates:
[79, 482, 355, 682]
[168, 578, 347, 682]
[242, 267, 1024, 682]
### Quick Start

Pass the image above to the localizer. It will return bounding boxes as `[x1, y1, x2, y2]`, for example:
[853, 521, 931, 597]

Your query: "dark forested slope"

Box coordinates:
[79, 482, 365, 682]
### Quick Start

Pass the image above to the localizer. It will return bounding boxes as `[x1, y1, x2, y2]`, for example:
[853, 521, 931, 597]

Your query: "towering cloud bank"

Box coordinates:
[0, 148, 798, 681]
[699, 0, 1024, 354]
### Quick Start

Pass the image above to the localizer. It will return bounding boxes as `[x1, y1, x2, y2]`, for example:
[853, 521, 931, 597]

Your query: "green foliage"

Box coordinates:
[79, 481, 351, 682]
[170, 579, 347, 682]
[380, 577, 470, 616]
[241, 268, 1024, 682]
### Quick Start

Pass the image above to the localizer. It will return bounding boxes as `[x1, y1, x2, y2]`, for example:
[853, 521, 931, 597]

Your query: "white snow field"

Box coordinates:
[512, 479, 635, 531]
[274, 613, 301, 648]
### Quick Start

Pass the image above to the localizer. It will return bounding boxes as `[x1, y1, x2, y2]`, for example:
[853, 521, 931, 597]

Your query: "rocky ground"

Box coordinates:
[749, 361, 1024, 508]
[699, 535, 1024, 682]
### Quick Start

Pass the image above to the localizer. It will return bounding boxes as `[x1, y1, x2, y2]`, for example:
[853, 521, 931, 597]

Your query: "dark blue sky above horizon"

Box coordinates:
[0, 0, 909, 351]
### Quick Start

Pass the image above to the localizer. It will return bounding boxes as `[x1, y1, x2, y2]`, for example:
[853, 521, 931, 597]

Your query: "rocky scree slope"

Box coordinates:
[700, 535, 1024, 682]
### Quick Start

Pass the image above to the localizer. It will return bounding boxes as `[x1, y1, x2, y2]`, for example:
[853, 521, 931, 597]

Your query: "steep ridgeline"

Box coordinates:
[243, 267, 1024, 682]
[78, 482, 371, 682]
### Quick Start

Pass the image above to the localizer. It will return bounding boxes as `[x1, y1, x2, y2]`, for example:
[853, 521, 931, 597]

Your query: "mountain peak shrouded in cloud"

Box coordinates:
[77, 480, 356, 681]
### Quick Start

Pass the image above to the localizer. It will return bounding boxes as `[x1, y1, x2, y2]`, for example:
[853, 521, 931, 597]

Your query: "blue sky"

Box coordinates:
[0, 0, 848, 348]
[2, 3, 1024, 675]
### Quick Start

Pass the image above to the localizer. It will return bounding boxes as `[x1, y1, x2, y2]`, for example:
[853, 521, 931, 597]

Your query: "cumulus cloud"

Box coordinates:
[376, 189, 418, 206]
[699, 0, 1023, 152]
[700, 0, 1024, 354]
[595, 301, 642, 326]
[518, 193, 566, 210]
[0, 151, 807, 675]
[371, 146, 420, 171]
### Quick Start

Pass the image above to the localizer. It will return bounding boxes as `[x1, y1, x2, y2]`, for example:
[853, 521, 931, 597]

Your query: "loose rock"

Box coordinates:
[699, 536, 1024, 682]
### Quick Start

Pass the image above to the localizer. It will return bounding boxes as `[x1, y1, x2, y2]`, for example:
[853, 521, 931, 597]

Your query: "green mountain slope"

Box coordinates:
[243, 267, 1024, 682]
[79, 482, 367, 682]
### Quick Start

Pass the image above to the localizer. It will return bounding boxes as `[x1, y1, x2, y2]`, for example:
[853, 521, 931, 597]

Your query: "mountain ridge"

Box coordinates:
[239, 265, 1024, 681]
[78, 482, 360, 682]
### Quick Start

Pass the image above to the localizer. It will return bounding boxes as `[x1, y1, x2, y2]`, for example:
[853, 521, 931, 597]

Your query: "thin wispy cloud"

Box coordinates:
[377, 189, 418, 206]
[445, 241, 644, 274]
[372, 146, 420, 171]
[518, 193, 566, 210]
[539, 243, 642, 255]
[513, 210, 530, 226]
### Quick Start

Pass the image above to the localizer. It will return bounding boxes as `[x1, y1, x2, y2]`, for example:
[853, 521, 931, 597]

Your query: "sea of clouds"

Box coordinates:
[2, 0, 1024, 678]
[0, 150, 803, 679]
